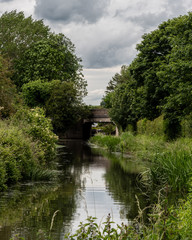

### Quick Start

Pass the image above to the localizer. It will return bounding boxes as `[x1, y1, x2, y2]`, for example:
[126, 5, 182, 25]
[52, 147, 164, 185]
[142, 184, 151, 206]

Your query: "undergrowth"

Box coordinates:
[0, 107, 58, 191]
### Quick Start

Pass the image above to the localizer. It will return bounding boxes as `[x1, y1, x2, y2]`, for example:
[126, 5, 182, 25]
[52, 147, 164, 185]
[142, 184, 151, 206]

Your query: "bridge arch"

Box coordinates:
[58, 108, 118, 140]
[83, 108, 118, 139]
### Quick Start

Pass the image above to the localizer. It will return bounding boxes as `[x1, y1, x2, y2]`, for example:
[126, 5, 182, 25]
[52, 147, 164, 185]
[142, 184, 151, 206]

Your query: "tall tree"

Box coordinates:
[45, 81, 88, 132]
[0, 11, 50, 60]
[13, 33, 87, 97]
[0, 55, 17, 118]
[104, 12, 192, 138]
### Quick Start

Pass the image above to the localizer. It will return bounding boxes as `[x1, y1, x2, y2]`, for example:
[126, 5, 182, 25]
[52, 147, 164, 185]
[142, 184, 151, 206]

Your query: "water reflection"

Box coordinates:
[0, 140, 147, 239]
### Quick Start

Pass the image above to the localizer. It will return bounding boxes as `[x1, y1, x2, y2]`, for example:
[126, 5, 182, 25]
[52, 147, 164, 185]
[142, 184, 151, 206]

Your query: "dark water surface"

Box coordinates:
[0, 140, 147, 239]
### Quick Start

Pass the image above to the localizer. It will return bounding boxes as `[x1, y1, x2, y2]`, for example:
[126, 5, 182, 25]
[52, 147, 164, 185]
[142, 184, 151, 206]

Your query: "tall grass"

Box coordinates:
[90, 134, 121, 152]
[143, 138, 192, 192]
[91, 132, 192, 192]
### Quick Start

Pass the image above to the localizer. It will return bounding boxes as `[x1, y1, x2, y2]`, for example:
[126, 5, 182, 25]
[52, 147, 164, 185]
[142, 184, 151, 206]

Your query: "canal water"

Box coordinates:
[0, 140, 147, 239]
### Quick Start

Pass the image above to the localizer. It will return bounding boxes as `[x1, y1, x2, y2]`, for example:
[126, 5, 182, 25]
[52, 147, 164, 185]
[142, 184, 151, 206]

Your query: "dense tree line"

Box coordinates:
[102, 12, 192, 139]
[0, 10, 88, 132]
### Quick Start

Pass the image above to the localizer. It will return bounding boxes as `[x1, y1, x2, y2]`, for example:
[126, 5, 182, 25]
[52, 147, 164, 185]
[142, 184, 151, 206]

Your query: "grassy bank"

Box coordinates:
[0, 107, 58, 191]
[90, 133, 192, 193]
[87, 130, 192, 239]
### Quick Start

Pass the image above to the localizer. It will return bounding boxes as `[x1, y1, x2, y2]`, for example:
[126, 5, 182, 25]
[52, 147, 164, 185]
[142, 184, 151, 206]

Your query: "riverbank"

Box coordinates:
[80, 132, 192, 239]
[90, 132, 192, 192]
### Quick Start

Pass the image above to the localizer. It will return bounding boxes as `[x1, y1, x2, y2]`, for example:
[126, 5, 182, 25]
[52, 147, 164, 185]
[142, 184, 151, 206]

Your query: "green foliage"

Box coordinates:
[91, 132, 164, 161]
[105, 66, 143, 131]
[181, 113, 192, 137]
[137, 116, 164, 136]
[0, 122, 40, 190]
[14, 33, 87, 96]
[22, 80, 89, 133]
[45, 81, 88, 132]
[91, 131, 192, 193]
[0, 10, 88, 134]
[90, 134, 121, 152]
[21, 80, 56, 107]
[146, 152, 190, 192]
[93, 123, 116, 135]
[0, 10, 50, 60]
[65, 214, 137, 239]
[12, 107, 58, 162]
[101, 123, 116, 135]
[0, 107, 58, 191]
[104, 12, 192, 139]
[0, 54, 17, 118]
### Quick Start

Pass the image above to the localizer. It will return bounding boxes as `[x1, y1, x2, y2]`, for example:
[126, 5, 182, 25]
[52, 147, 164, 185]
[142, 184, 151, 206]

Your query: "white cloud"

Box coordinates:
[84, 89, 105, 105]
[0, 0, 35, 16]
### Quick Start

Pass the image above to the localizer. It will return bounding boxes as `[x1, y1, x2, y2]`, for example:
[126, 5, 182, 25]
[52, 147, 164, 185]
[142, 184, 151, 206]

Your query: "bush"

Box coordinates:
[0, 124, 41, 189]
[21, 80, 55, 107]
[137, 115, 164, 136]
[12, 107, 58, 163]
[0, 107, 58, 191]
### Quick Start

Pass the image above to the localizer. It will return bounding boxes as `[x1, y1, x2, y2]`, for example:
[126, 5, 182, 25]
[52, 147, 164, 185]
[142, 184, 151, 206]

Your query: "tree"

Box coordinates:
[0, 10, 88, 132]
[0, 55, 17, 118]
[128, 21, 172, 120]
[109, 75, 140, 131]
[21, 80, 58, 108]
[101, 66, 130, 109]
[45, 81, 88, 132]
[14, 33, 87, 97]
[111, 12, 192, 139]
[0, 11, 50, 60]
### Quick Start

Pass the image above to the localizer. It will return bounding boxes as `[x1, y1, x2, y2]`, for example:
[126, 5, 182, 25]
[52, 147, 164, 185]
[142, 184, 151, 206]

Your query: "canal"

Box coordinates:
[0, 140, 147, 239]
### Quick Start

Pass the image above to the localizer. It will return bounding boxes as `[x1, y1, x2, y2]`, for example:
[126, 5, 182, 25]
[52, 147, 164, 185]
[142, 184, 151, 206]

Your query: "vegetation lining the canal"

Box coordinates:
[87, 115, 192, 239]
[91, 133, 192, 193]
[65, 194, 192, 239]
[64, 185, 192, 239]
[0, 107, 58, 191]
[0, 11, 88, 191]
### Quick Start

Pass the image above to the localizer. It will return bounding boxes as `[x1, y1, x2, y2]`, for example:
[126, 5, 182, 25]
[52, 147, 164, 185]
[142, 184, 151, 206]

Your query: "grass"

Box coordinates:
[88, 131, 192, 239]
[91, 133, 192, 193]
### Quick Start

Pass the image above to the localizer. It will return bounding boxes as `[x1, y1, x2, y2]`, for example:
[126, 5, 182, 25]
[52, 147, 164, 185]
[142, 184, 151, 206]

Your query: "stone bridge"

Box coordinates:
[59, 108, 117, 139]
[84, 108, 111, 123]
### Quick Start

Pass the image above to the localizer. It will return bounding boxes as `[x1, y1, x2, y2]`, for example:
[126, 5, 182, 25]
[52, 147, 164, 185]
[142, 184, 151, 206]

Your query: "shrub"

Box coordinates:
[12, 107, 58, 163]
[0, 123, 41, 189]
[21, 80, 55, 107]
[0, 107, 58, 190]
[137, 115, 164, 136]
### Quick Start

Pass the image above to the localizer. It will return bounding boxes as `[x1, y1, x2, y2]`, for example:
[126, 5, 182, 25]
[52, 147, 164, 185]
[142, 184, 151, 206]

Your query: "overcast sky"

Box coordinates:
[0, 0, 192, 105]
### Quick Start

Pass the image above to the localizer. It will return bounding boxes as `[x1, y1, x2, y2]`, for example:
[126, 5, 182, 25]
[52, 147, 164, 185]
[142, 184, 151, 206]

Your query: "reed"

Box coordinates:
[90, 134, 121, 152]
[30, 166, 56, 181]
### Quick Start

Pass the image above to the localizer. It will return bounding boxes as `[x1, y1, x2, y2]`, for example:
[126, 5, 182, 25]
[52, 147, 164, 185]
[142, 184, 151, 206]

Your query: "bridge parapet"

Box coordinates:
[84, 108, 111, 123]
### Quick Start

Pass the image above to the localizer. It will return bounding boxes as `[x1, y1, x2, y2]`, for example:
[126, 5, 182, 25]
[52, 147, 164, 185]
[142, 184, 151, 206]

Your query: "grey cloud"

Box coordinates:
[35, 0, 110, 23]
[84, 44, 135, 68]
[126, 12, 169, 31]
[35, 0, 192, 69]
[0, 0, 13, 2]
[115, 0, 188, 32]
